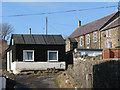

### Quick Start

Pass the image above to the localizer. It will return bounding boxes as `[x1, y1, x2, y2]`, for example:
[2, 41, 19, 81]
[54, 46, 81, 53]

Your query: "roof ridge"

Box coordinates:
[68, 12, 117, 38]
[80, 12, 116, 28]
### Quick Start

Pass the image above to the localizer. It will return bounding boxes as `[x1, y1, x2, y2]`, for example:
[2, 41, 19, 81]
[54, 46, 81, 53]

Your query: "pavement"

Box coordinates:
[14, 75, 58, 89]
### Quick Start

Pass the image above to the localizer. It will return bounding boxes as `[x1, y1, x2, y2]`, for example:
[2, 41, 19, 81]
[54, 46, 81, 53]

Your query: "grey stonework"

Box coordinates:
[101, 26, 120, 49]
[67, 52, 120, 88]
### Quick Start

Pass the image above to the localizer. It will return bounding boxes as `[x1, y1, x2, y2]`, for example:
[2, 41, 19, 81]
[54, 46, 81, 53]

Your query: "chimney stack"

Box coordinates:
[78, 20, 81, 27]
[117, 8, 119, 12]
[29, 28, 31, 35]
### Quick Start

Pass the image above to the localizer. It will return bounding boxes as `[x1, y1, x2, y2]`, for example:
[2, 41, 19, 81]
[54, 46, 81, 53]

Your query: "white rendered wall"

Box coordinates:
[11, 62, 66, 74]
[79, 51, 102, 56]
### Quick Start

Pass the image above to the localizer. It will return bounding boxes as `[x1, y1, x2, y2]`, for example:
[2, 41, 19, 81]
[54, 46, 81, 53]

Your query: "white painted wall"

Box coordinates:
[79, 51, 102, 56]
[11, 62, 66, 74]
[7, 52, 10, 71]
[0, 77, 6, 89]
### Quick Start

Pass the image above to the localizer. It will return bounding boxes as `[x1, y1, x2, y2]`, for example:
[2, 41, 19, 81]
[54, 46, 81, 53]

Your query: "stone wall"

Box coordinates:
[67, 52, 120, 88]
[101, 26, 120, 49]
[66, 39, 71, 52]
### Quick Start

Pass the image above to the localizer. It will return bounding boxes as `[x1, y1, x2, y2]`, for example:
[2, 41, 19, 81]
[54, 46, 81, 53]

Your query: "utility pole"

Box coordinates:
[46, 16, 47, 35]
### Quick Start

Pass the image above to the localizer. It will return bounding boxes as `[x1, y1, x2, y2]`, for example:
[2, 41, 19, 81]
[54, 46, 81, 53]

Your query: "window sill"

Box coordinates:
[48, 60, 58, 62]
[23, 60, 34, 62]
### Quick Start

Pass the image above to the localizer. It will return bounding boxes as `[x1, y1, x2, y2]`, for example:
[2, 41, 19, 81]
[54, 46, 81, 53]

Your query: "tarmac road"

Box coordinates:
[14, 75, 58, 90]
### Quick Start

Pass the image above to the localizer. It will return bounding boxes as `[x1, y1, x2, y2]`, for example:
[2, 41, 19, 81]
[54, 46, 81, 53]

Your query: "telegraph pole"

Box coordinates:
[46, 16, 47, 35]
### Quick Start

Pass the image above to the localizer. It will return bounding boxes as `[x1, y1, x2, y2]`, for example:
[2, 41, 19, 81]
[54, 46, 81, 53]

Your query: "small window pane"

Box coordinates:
[94, 33, 97, 42]
[23, 50, 34, 61]
[49, 52, 57, 60]
[27, 52, 33, 60]
[81, 38, 83, 46]
[106, 41, 112, 48]
[107, 30, 110, 37]
[87, 35, 89, 44]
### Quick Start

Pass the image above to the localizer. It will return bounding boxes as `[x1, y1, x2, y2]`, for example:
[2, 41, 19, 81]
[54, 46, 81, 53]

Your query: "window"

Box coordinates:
[106, 41, 112, 48]
[94, 32, 97, 42]
[87, 34, 90, 45]
[107, 30, 110, 37]
[23, 50, 34, 61]
[80, 37, 83, 46]
[48, 51, 58, 61]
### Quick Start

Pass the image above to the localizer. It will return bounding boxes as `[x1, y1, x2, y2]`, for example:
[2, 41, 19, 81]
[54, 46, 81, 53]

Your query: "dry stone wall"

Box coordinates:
[67, 52, 120, 88]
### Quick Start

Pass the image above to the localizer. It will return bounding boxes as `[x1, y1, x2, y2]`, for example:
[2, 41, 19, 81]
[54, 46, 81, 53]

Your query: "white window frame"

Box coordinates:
[80, 37, 83, 46]
[94, 32, 97, 42]
[48, 50, 58, 62]
[23, 50, 34, 62]
[87, 34, 90, 45]
[107, 30, 110, 37]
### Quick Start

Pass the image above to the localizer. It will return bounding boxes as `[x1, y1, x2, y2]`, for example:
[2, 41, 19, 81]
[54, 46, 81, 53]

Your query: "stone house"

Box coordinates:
[66, 10, 120, 52]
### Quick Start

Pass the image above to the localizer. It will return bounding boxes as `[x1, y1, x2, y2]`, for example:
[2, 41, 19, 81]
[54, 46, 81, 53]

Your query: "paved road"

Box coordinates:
[14, 75, 58, 89]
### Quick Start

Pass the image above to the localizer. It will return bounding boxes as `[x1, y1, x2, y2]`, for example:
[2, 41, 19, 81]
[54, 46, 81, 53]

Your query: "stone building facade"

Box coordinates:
[66, 11, 120, 52]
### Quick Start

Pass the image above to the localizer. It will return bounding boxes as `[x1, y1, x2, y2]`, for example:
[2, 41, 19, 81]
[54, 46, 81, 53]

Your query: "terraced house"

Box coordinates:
[66, 9, 120, 52]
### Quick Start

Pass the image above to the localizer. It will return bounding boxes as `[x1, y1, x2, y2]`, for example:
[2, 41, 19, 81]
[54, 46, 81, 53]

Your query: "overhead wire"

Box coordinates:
[2, 5, 117, 17]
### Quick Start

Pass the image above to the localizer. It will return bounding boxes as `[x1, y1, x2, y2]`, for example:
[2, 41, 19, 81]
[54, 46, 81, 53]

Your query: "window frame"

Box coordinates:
[106, 41, 112, 48]
[23, 50, 34, 62]
[80, 37, 83, 46]
[106, 30, 110, 37]
[48, 50, 58, 62]
[87, 34, 90, 45]
[94, 32, 97, 42]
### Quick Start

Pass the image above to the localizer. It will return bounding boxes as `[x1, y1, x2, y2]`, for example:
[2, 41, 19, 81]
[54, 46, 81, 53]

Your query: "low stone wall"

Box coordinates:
[11, 62, 66, 74]
[67, 52, 120, 88]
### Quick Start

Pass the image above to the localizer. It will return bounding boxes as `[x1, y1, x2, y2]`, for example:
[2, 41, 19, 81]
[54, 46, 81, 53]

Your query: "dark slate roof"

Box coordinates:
[68, 12, 117, 38]
[102, 17, 120, 30]
[68, 38, 77, 43]
[12, 34, 65, 45]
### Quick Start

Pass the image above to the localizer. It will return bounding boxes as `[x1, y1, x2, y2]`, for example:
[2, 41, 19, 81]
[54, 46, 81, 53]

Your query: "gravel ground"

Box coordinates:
[14, 75, 58, 89]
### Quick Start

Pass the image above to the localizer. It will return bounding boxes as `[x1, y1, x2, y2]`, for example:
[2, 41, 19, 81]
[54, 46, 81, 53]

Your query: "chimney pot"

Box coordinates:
[117, 8, 119, 12]
[29, 28, 31, 35]
[78, 20, 81, 27]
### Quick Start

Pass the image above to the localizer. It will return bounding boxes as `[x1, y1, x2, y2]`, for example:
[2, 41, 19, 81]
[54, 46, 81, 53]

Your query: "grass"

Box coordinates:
[54, 78, 59, 88]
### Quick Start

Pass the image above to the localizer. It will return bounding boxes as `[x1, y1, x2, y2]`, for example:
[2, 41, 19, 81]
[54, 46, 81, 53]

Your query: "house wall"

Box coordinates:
[101, 26, 120, 49]
[85, 31, 100, 49]
[77, 35, 85, 49]
[14, 44, 66, 62]
[66, 39, 71, 52]
[118, 26, 120, 46]
[76, 31, 100, 49]
[11, 61, 66, 74]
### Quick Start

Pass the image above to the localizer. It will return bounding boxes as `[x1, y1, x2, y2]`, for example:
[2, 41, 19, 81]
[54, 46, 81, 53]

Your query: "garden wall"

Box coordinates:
[67, 52, 120, 88]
